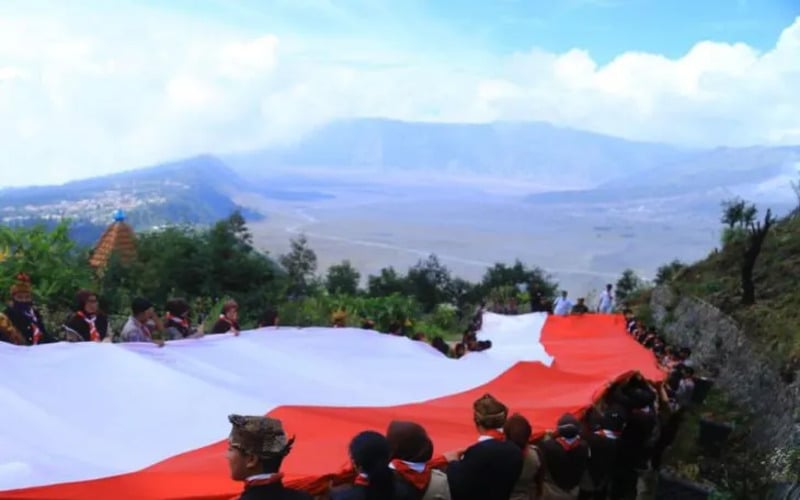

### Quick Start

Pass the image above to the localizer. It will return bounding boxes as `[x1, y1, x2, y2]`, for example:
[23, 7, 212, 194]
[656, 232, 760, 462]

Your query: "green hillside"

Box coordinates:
[671, 213, 800, 360]
[647, 210, 800, 497]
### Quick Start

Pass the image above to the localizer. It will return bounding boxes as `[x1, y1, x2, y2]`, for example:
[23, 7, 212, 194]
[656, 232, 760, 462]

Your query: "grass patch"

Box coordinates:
[671, 215, 800, 362]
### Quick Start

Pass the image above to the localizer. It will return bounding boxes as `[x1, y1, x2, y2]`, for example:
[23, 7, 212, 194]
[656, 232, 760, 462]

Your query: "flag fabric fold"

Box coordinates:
[0, 313, 662, 499]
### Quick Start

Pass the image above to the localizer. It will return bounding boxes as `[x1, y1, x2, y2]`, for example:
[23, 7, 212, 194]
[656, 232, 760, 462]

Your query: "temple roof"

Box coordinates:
[89, 213, 137, 269]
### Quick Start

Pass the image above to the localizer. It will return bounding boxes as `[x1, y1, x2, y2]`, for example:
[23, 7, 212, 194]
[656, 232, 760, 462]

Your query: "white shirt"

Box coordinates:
[553, 297, 573, 316]
[598, 290, 614, 313]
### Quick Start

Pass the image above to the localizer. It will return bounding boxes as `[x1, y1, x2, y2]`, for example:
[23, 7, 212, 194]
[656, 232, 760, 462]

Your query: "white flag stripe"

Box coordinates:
[0, 313, 551, 491]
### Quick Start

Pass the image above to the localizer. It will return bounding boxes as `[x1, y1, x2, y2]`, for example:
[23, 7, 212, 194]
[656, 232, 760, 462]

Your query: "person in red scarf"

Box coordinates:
[213, 300, 241, 335]
[444, 393, 523, 500]
[579, 408, 625, 500]
[536, 413, 590, 499]
[503, 414, 544, 500]
[63, 289, 110, 342]
[331, 431, 397, 500]
[386, 421, 451, 499]
[163, 298, 204, 340]
[0, 273, 53, 345]
[226, 414, 311, 500]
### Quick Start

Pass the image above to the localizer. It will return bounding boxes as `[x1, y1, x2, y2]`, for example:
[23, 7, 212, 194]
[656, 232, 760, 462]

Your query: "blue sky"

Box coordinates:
[147, 0, 800, 63]
[0, 0, 799, 186]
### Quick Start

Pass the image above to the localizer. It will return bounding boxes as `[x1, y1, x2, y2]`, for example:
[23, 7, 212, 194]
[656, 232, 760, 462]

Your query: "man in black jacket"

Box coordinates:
[226, 414, 312, 500]
[445, 393, 523, 500]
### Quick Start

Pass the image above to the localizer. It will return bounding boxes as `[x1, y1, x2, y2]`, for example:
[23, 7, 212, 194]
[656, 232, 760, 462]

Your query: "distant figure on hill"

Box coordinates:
[597, 284, 614, 314]
[0, 273, 54, 345]
[529, 291, 550, 313]
[571, 298, 590, 315]
[553, 291, 574, 316]
[214, 300, 241, 335]
[63, 289, 111, 342]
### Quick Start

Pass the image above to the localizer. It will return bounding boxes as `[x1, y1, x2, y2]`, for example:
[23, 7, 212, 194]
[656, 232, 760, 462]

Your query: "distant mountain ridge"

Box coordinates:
[525, 145, 800, 211]
[3, 118, 798, 236]
[225, 118, 691, 189]
[0, 155, 262, 233]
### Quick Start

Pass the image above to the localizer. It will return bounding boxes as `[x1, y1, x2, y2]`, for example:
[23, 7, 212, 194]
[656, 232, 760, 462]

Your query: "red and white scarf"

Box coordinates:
[390, 460, 431, 491]
[478, 428, 505, 442]
[556, 436, 582, 451]
[77, 311, 101, 342]
[595, 429, 621, 440]
[166, 312, 189, 329]
[22, 308, 43, 344]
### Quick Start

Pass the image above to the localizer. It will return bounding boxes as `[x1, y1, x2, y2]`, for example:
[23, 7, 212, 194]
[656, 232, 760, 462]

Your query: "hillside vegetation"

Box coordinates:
[670, 213, 800, 361]
[0, 213, 557, 342]
[643, 206, 800, 497]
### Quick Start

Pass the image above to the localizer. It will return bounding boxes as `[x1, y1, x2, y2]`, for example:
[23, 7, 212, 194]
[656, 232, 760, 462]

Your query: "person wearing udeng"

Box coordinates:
[0, 273, 54, 345]
[226, 414, 312, 500]
[444, 394, 523, 500]
[63, 289, 111, 342]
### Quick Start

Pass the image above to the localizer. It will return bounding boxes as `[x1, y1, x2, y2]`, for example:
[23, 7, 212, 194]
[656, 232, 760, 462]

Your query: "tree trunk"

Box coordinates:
[741, 257, 756, 306]
[740, 209, 774, 306]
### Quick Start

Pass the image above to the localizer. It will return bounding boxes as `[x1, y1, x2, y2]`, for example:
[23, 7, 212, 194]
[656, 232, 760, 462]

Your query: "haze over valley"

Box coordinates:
[2, 119, 797, 297]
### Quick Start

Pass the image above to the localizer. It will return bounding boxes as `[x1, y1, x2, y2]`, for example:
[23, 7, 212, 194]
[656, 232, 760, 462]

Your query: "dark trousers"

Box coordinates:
[579, 486, 609, 500]
[609, 468, 638, 500]
[651, 411, 684, 470]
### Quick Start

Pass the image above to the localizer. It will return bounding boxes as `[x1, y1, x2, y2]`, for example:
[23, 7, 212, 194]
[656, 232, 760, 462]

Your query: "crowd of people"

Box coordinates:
[227, 345, 696, 500]
[0, 272, 702, 499]
[224, 309, 700, 500]
[0, 273, 278, 346]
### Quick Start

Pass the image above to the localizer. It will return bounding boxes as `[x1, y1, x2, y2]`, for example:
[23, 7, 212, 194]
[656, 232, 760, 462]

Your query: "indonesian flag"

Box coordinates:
[0, 313, 662, 499]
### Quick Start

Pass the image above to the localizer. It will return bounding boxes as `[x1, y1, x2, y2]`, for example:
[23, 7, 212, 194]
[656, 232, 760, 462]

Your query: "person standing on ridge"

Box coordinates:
[597, 284, 614, 314]
[553, 291, 573, 316]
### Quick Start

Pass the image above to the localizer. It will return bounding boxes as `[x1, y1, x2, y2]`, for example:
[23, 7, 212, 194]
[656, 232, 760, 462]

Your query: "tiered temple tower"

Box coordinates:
[89, 209, 137, 269]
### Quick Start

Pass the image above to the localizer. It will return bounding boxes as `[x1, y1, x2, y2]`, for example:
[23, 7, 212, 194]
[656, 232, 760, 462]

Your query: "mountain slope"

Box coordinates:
[524, 146, 800, 216]
[0, 155, 261, 230]
[226, 118, 690, 189]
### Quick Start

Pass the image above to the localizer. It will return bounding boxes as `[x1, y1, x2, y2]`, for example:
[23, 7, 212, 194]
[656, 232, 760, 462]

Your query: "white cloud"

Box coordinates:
[0, 5, 798, 187]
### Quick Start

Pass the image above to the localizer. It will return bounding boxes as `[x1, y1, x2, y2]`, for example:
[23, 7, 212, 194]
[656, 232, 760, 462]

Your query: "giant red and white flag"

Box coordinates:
[0, 313, 662, 499]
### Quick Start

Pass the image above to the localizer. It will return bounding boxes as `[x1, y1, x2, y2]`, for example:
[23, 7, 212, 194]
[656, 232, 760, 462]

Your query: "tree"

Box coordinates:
[367, 267, 409, 297]
[721, 198, 757, 247]
[279, 234, 318, 299]
[740, 207, 775, 305]
[480, 260, 558, 302]
[654, 260, 686, 285]
[792, 174, 800, 216]
[406, 254, 454, 312]
[325, 260, 361, 296]
[615, 269, 643, 305]
[0, 220, 93, 309]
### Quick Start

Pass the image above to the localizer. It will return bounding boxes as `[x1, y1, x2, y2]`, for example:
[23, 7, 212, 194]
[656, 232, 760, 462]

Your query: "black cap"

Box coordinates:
[132, 297, 153, 315]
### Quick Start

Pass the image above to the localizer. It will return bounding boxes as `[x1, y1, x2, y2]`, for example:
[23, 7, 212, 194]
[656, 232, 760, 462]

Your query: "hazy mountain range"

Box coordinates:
[226, 119, 691, 189]
[2, 118, 797, 247]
